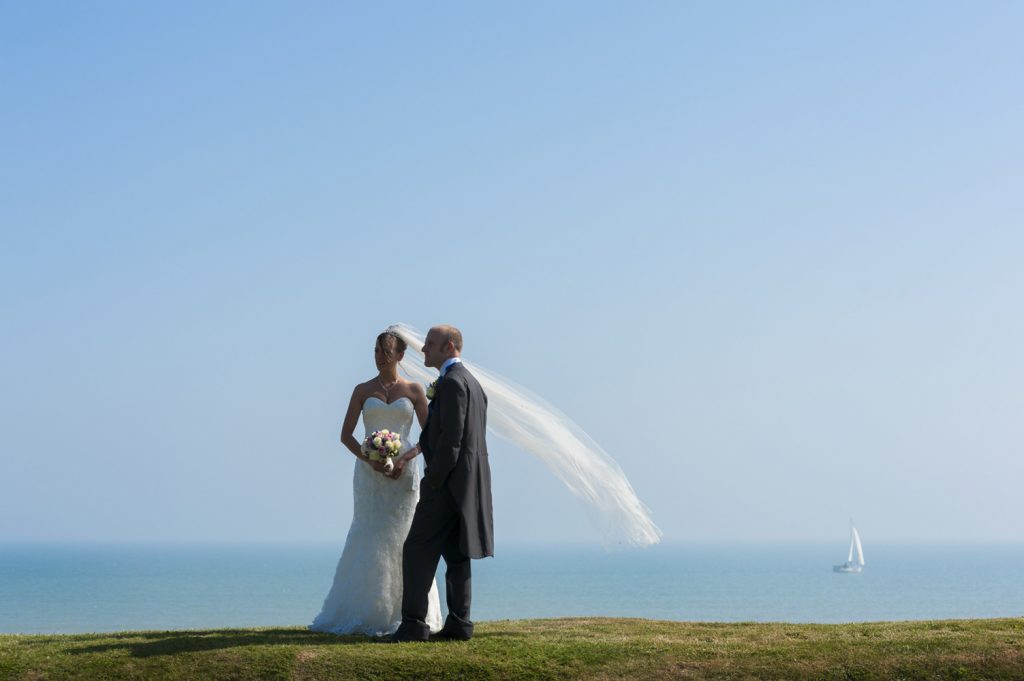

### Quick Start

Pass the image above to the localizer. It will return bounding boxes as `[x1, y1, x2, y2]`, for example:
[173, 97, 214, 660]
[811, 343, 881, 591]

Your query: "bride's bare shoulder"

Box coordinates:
[351, 380, 377, 400]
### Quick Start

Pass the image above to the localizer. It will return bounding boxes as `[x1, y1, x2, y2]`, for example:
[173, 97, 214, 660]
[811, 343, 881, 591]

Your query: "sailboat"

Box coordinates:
[833, 522, 865, 573]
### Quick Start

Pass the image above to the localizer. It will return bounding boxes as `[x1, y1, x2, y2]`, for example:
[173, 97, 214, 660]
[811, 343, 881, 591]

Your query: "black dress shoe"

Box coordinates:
[387, 622, 431, 643]
[432, 627, 472, 642]
[434, 613, 473, 641]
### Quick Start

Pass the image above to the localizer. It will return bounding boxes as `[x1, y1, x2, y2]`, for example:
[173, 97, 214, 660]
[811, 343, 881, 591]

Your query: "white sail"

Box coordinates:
[852, 526, 865, 566]
[835, 521, 865, 572]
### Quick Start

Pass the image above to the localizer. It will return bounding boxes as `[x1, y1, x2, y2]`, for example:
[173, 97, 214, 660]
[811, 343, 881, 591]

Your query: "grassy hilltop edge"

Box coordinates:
[2, 617, 1023, 680]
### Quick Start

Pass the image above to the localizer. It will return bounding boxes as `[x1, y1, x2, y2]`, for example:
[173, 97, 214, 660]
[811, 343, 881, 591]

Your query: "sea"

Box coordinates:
[2, 542, 1023, 634]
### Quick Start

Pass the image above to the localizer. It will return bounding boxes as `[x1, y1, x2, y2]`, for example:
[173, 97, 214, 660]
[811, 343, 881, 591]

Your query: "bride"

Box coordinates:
[310, 330, 443, 636]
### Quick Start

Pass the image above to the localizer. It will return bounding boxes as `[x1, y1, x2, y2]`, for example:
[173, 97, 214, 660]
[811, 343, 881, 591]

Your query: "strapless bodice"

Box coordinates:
[361, 396, 414, 450]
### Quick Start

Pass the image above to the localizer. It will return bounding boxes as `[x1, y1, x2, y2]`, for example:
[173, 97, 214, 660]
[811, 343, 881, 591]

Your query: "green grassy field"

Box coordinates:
[2, 617, 1023, 680]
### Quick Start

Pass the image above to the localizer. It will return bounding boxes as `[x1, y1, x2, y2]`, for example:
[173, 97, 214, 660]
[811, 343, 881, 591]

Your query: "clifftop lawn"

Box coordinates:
[2, 617, 1023, 680]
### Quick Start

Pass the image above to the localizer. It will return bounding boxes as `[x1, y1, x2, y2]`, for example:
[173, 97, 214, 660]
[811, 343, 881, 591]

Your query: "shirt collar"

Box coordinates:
[440, 357, 462, 377]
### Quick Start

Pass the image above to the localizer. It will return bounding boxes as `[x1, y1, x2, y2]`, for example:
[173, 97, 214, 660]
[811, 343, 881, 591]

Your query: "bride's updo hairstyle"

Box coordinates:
[376, 328, 407, 360]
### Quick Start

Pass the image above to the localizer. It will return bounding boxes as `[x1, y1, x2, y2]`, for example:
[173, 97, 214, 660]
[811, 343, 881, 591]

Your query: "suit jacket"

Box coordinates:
[419, 362, 494, 558]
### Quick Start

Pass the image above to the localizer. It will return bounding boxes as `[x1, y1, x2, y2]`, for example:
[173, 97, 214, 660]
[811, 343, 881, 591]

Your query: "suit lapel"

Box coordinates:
[426, 363, 462, 425]
[425, 363, 460, 448]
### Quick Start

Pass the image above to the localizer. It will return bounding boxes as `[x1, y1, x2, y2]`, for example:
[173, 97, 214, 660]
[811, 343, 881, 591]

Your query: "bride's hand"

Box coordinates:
[387, 456, 408, 480]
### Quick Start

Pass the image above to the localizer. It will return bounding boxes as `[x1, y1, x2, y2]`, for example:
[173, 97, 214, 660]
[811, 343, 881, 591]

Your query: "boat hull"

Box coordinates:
[833, 564, 863, 573]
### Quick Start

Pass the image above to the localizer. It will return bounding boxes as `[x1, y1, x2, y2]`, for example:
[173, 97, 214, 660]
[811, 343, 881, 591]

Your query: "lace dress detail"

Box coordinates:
[311, 396, 442, 635]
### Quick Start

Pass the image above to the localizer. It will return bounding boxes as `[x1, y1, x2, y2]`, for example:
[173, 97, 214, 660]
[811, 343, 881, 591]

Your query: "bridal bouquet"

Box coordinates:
[362, 429, 401, 474]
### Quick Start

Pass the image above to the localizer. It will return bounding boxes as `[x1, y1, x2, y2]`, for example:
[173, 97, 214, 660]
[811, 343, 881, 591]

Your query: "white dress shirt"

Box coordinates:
[440, 357, 462, 377]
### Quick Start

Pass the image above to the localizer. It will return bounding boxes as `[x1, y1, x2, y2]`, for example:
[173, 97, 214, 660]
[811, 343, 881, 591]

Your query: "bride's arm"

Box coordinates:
[412, 382, 428, 432]
[340, 387, 368, 460]
[403, 383, 429, 461]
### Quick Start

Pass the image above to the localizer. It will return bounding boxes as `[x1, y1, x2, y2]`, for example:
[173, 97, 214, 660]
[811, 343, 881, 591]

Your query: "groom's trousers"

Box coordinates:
[400, 484, 473, 638]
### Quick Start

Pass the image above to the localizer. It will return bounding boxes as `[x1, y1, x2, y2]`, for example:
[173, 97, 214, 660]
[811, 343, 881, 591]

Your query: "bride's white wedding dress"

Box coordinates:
[311, 396, 443, 636]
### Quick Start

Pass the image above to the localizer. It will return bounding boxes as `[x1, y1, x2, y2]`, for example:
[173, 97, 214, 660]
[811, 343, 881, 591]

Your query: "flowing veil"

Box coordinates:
[390, 324, 661, 550]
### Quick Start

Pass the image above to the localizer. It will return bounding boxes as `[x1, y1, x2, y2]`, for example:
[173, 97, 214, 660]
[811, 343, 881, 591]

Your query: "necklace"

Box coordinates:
[377, 376, 399, 394]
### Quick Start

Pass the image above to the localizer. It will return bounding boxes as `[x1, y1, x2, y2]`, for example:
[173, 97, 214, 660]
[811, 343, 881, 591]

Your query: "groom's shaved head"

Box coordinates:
[422, 325, 463, 368]
[433, 325, 463, 353]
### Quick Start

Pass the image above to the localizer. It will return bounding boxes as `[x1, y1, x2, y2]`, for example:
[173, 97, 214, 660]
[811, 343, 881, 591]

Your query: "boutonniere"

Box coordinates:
[426, 379, 438, 400]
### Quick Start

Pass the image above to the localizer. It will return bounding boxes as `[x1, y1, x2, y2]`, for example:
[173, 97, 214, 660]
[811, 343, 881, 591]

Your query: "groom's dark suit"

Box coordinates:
[396, 361, 493, 641]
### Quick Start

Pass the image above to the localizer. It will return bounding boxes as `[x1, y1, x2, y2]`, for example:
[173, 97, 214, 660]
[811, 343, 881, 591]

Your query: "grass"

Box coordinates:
[2, 617, 1024, 680]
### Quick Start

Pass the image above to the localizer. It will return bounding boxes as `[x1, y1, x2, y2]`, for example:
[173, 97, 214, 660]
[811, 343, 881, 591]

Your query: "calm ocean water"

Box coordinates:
[2, 542, 1022, 634]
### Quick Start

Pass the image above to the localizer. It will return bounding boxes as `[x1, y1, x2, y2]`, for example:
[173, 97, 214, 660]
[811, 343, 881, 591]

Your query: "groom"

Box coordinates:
[391, 324, 494, 642]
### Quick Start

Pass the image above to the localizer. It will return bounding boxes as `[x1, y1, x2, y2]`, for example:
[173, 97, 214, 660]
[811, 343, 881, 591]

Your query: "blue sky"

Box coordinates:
[2, 2, 1022, 545]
